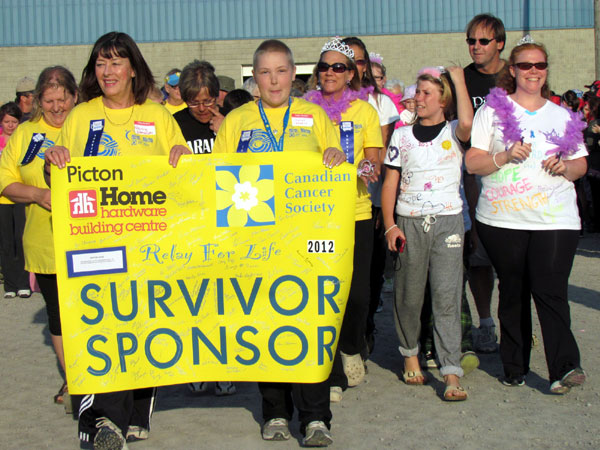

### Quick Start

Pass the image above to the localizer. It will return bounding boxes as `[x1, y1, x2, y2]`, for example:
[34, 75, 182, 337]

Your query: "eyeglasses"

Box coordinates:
[373, 76, 384, 81]
[188, 98, 217, 108]
[513, 62, 548, 71]
[354, 59, 367, 66]
[317, 62, 349, 73]
[466, 38, 496, 46]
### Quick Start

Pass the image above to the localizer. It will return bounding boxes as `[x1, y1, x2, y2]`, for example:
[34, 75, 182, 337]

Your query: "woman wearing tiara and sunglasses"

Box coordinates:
[305, 37, 382, 402]
[465, 37, 587, 394]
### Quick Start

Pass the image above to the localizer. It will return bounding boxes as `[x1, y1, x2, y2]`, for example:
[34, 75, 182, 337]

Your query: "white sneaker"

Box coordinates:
[303, 421, 333, 447]
[262, 418, 291, 441]
[94, 417, 128, 450]
[17, 289, 31, 298]
[125, 425, 148, 442]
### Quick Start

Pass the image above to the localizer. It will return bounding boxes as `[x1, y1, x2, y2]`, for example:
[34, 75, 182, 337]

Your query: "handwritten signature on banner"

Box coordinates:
[52, 152, 356, 394]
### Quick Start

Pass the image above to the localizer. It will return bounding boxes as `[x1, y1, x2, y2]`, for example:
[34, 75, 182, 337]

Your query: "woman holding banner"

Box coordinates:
[0, 66, 78, 409]
[45, 31, 189, 450]
[304, 37, 382, 400]
[213, 39, 345, 447]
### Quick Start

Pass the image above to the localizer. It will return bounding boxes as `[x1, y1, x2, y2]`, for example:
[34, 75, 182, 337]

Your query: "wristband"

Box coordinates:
[492, 152, 503, 169]
[384, 224, 398, 236]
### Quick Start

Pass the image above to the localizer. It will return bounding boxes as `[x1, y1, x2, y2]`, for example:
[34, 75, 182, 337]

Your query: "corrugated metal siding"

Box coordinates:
[0, 0, 594, 47]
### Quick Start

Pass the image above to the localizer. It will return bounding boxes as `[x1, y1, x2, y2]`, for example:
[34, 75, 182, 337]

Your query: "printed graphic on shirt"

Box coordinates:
[188, 137, 214, 154]
[248, 130, 275, 152]
[99, 133, 120, 156]
[38, 137, 55, 160]
[125, 130, 156, 148]
[216, 164, 275, 227]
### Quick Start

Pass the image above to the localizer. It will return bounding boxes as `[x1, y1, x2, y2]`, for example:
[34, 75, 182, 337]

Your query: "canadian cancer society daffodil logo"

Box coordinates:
[216, 165, 275, 227]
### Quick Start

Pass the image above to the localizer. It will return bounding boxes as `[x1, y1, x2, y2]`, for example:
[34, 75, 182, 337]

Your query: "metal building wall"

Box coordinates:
[0, 0, 594, 47]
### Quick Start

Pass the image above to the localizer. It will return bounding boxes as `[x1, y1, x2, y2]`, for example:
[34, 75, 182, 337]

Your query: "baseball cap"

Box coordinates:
[16, 77, 35, 93]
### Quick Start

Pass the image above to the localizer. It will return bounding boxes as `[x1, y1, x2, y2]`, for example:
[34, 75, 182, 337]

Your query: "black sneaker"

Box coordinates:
[501, 375, 526, 386]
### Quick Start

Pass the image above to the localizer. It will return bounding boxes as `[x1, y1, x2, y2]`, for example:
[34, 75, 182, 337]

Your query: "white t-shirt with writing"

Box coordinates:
[385, 121, 463, 217]
[471, 98, 587, 230]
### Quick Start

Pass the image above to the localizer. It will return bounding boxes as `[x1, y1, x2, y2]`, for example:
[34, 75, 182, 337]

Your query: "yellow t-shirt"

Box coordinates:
[163, 101, 187, 115]
[213, 98, 341, 154]
[339, 99, 383, 221]
[0, 117, 61, 273]
[58, 97, 187, 157]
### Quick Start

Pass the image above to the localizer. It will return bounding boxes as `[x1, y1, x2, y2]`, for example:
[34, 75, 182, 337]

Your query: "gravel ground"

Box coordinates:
[1, 232, 598, 449]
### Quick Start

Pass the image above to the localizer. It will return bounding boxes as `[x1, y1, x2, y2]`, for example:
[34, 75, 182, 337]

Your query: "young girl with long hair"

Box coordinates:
[381, 66, 473, 401]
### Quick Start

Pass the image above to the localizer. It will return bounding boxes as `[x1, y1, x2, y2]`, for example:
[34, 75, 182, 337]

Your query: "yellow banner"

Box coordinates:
[52, 152, 356, 394]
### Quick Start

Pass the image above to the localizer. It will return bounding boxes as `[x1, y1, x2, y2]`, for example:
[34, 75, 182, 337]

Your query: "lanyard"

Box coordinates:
[339, 121, 355, 163]
[84, 119, 105, 157]
[257, 97, 292, 152]
[20, 133, 46, 165]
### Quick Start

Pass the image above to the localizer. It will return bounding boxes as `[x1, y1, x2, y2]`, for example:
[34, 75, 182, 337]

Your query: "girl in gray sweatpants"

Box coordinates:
[381, 65, 472, 400]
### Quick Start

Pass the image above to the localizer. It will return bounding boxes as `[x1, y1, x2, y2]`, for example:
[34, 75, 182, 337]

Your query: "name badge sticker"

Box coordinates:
[291, 114, 314, 127]
[134, 121, 156, 135]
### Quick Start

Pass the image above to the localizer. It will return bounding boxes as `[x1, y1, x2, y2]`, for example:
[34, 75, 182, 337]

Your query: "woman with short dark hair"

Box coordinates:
[173, 60, 223, 154]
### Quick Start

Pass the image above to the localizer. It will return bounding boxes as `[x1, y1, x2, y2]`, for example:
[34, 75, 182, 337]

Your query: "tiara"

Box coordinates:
[417, 66, 446, 80]
[321, 37, 354, 59]
[369, 52, 383, 64]
[516, 34, 535, 46]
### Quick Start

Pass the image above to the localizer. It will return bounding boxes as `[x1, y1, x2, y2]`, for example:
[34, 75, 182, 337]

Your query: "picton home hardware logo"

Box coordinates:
[69, 190, 97, 218]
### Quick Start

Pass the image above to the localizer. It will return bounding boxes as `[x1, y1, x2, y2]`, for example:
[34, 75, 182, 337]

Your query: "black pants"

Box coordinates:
[35, 273, 61, 335]
[329, 219, 373, 388]
[477, 221, 581, 382]
[77, 388, 156, 444]
[589, 175, 600, 230]
[0, 203, 29, 292]
[366, 207, 386, 340]
[258, 381, 331, 434]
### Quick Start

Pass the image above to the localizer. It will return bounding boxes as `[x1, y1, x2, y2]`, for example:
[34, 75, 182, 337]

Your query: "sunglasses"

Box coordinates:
[466, 37, 496, 46]
[354, 59, 367, 66]
[317, 62, 349, 73]
[513, 62, 548, 70]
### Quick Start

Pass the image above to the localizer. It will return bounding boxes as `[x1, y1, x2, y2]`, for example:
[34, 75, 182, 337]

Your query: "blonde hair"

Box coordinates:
[415, 72, 457, 121]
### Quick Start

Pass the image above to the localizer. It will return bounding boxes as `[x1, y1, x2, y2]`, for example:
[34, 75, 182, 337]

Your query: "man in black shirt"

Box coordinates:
[174, 60, 222, 154]
[463, 14, 506, 353]
[464, 14, 506, 111]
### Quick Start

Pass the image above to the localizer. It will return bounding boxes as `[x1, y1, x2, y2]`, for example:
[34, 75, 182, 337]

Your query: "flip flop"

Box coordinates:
[443, 385, 468, 401]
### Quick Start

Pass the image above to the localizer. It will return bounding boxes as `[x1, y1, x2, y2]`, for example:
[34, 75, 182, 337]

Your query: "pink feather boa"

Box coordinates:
[304, 86, 373, 124]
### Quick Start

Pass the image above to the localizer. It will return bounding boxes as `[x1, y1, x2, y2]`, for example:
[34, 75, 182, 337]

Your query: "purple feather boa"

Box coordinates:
[486, 87, 585, 157]
[542, 108, 587, 158]
[304, 86, 373, 124]
[485, 87, 524, 146]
